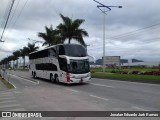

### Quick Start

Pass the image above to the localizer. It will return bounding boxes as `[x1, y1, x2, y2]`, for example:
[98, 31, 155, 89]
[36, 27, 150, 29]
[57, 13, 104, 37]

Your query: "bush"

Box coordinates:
[131, 71, 140, 74]
[143, 71, 152, 75]
[111, 70, 116, 73]
[91, 70, 95, 73]
[143, 71, 160, 76]
[120, 71, 128, 74]
[154, 71, 160, 75]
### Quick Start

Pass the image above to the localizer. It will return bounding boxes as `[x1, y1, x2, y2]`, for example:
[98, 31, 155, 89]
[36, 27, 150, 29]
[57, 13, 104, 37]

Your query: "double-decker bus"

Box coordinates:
[29, 44, 91, 84]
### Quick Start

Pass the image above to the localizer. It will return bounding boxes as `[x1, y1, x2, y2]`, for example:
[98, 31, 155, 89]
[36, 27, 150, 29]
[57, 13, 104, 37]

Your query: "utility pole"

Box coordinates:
[0, 0, 16, 42]
[93, 0, 122, 72]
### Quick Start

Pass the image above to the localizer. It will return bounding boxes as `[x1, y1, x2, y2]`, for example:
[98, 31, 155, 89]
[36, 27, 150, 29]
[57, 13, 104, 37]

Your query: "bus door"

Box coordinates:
[58, 57, 67, 82]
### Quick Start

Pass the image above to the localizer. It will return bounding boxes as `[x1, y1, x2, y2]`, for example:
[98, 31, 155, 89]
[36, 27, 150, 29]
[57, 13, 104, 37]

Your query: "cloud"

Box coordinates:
[0, 0, 160, 62]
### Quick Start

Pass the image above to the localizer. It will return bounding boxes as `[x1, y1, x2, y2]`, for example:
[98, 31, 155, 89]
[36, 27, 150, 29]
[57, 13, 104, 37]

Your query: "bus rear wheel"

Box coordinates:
[33, 72, 37, 79]
[55, 75, 59, 84]
[50, 74, 55, 83]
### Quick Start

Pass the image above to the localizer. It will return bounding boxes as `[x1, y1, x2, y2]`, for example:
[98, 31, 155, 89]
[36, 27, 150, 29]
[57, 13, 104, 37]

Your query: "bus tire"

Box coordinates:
[33, 72, 37, 79]
[50, 74, 54, 83]
[55, 74, 59, 84]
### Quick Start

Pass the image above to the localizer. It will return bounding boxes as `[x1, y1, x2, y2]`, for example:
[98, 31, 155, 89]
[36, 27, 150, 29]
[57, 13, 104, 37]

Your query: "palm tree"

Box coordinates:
[57, 14, 89, 46]
[1, 58, 6, 68]
[38, 25, 62, 46]
[0, 59, 5, 68]
[2, 56, 12, 68]
[26, 43, 39, 55]
[20, 47, 28, 69]
[8, 55, 15, 68]
[13, 50, 21, 69]
[1, 58, 5, 68]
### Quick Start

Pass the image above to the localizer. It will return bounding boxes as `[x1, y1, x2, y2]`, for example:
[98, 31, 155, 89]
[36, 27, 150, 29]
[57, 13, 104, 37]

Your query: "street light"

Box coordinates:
[27, 38, 43, 44]
[93, 0, 122, 72]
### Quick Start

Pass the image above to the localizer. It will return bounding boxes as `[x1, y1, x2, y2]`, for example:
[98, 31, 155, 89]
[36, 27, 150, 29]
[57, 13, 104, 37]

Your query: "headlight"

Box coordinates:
[71, 75, 75, 78]
[87, 73, 90, 77]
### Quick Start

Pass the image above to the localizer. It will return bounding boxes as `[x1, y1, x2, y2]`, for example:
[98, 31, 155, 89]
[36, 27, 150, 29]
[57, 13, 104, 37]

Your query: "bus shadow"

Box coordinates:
[35, 77, 89, 87]
[59, 82, 89, 87]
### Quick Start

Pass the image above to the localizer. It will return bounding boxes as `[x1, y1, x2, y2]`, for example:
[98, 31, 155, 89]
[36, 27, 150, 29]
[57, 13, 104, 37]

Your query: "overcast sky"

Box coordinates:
[0, 0, 160, 62]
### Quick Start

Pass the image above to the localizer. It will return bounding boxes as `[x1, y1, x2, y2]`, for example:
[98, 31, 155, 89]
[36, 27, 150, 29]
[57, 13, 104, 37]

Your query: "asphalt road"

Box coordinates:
[1, 70, 160, 120]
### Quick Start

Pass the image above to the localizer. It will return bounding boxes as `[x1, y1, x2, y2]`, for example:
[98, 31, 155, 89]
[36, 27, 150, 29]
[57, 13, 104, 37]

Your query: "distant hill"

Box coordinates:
[132, 59, 144, 63]
[90, 59, 144, 65]
[90, 59, 102, 65]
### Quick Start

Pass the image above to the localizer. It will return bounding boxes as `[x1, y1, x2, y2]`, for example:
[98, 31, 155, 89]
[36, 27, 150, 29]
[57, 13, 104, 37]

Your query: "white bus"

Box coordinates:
[29, 44, 91, 84]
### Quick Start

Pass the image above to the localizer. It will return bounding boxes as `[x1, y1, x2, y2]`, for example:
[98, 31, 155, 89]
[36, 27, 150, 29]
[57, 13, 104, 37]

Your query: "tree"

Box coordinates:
[20, 47, 28, 69]
[19, 43, 39, 69]
[13, 50, 21, 69]
[26, 43, 39, 55]
[1, 56, 13, 68]
[38, 25, 62, 46]
[2, 58, 8, 68]
[57, 14, 89, 46]
[7, 56, 14, 68]
[0, 59, 6, 68]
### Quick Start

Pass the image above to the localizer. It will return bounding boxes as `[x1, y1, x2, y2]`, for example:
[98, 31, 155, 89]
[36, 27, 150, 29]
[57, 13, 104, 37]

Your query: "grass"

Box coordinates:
[92, 73, 160, 84]
[92, 72, 160, 81]
[91, 67, 159, 73]
[0, 76, 14, 89]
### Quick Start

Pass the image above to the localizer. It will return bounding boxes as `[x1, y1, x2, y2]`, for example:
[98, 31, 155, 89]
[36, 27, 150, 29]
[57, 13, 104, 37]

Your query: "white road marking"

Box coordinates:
[65, 88, 79, 93]
[0, 92, 11, 95]
[13, 91, 22, 94]
[0, 97, 16, 100]
[8, 81, 16, 88]
[0, 104, 20, 109]
[9, 74, 39, 85]
[8, 108, 26, 111]
[0, 94, 13, 97]
[0, 100, 16, 104]
[91, 83, 115, 88]
[132, 106, 149, 111]
[89, 94, 109, 101]
[92, 78, 160, 86]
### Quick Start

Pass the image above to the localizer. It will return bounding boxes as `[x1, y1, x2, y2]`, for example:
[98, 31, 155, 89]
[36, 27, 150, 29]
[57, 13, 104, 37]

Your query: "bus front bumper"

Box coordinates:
[65, 77, 91, 84]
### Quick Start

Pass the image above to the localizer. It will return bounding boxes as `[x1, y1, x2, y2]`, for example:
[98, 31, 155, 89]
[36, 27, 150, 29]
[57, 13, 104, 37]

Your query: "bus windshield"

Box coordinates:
[58, 44, 87, 57]
[68, 59, 90, 74]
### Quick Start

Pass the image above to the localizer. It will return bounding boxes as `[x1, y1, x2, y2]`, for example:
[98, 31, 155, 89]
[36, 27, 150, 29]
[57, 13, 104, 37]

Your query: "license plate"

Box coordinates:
[80, 78, 83, 83]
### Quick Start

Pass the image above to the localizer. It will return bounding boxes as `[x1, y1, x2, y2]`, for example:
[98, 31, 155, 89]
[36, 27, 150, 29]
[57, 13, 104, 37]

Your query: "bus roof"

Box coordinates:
[29, 44, 85, 55]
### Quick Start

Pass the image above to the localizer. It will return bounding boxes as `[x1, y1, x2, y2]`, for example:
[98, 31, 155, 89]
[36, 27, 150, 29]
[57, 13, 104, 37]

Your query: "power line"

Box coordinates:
[0, 0, 15, 42]
[7, 0, 21, 30]
[0, 0, 12, 37]
[88, 37, 160, 50]
[10, 0, 29, 29]
[108, 22, 160, 40]
[3, 0, 29, 42]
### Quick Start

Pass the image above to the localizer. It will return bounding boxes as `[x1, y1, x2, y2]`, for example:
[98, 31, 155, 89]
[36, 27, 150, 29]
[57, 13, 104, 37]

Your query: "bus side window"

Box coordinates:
[59, 45, 65, 55]
[40, 64, 44, 70]
[51, 64, 57, 71]
[49, 48, 57, 57]
[58, 58, 67, 71]
[56, 45, 59, 56]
